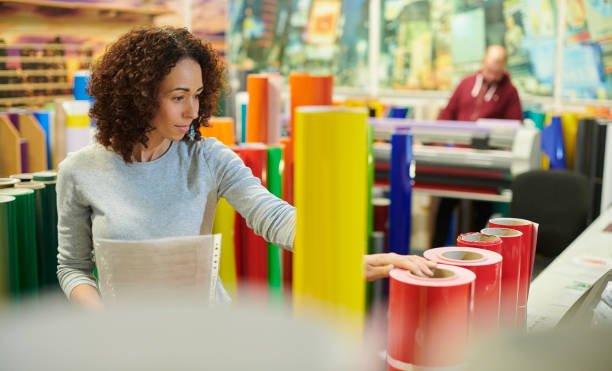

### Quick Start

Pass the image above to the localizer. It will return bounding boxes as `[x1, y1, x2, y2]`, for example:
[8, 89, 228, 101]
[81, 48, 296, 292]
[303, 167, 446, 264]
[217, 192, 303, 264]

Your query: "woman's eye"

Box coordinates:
[173, 96, 184, 102]
[194, 94, 201, 100]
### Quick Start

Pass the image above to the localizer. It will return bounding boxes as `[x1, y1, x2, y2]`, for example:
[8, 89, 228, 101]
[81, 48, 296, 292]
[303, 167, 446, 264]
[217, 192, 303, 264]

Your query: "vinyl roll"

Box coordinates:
[0, 178, 20, 189]
[236, 146, 268, 288]
[9, 173, 32, 183]
[200, 117, 235, 146]
[389, 133, 413, 255]
[387, 265, 475, 370]
[0, 195, 17, 300]
[266, 73, 282, 145]
[367, 124, 374, 254]
[286, 73, 334, 205]
[37, 178, 58, 288]
[457, 232, 502, 255]
[0, 188, 38, 296]
[294, 106, 367, 333]
[212, 197, 237, 298]
[32, 110, 53, 170]
[424, 247, 502, 339]
[488, 218, 539, 326]
[267, 146, 283, 301]
[480, 227, 523, 328]
[246, 74, 269, 143]
[32, 171, 57, 182]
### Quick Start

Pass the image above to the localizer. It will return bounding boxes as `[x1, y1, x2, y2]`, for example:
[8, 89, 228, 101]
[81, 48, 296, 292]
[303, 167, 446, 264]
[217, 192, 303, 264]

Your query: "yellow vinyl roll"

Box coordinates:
[293, 106, 368, 334]
[561, 112, 579, 170]
[213, 197, 237, 298]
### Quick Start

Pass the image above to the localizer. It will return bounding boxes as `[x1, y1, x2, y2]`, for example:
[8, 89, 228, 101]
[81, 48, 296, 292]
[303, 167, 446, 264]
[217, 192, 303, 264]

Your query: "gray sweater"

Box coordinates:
[56, 138, 296, 301]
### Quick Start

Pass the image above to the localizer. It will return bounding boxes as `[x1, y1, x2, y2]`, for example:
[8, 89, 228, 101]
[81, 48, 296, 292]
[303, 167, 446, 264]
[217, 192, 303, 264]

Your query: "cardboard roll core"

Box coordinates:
[440, 250, 485, 262]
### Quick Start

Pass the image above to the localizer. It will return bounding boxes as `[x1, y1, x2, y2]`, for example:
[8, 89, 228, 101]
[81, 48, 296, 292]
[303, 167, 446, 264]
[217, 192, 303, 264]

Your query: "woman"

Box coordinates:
[57, 26, 435, 310]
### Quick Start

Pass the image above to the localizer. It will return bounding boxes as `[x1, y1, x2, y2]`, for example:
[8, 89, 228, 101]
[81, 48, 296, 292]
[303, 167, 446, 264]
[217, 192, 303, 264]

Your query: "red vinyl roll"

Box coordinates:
[236, 146, 268, 288]
[457, 232, 502, 255]
[387, 265, 475, 370]
[488, 218, 539, 326]
[480, 227, 523, 328]
[373, 197, 390, 251]
[424, 247, 502, 340]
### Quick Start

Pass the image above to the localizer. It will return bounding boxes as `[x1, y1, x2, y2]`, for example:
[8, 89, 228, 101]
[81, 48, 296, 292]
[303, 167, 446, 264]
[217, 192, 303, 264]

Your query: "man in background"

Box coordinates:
[438, 45, 523, 122]
[432, 45, 523, 247]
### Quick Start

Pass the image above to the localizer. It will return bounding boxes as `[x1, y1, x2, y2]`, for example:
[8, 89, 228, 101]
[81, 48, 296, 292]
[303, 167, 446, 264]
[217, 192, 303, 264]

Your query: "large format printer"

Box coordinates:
[371, 118, 541, 195]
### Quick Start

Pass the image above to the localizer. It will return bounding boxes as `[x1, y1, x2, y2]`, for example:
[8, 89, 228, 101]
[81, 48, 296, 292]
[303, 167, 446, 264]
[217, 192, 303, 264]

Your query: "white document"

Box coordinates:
[94, 234, 221, 303]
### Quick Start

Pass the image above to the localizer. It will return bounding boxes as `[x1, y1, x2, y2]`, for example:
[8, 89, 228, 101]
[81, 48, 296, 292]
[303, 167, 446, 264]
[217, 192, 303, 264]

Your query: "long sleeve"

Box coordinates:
[56, 159, 97, 298]
[205, 140, 296, 251]
[503, 86, 524, 121]
[438, 82, 463, 120]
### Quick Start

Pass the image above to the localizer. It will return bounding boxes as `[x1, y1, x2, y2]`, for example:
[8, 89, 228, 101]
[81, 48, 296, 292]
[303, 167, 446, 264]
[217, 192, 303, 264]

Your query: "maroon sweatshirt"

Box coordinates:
[438, 71, 523, 122]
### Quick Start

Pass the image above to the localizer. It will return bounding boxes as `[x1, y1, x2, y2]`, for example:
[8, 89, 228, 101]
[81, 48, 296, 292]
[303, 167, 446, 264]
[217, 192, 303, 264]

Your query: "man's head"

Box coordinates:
[481, 45, 507, 84]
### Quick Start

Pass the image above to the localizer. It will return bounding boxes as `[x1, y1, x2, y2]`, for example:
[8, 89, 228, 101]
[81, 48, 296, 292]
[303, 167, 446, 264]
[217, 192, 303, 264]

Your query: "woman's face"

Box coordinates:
[150, 57, 203, 142]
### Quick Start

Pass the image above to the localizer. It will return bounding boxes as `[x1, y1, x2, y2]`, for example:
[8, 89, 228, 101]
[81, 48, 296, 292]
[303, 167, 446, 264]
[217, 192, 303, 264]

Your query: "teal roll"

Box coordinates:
[0, 188, 39, 296]
[0, 195, 18, 299]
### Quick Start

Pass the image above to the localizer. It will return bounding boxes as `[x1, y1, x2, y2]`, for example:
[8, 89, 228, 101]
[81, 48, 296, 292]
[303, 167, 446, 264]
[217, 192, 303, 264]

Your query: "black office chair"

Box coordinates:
[510, 170, 591, 275]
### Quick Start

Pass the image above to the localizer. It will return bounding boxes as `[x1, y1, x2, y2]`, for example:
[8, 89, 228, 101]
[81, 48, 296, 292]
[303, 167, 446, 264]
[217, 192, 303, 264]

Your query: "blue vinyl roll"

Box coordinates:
[33, 111, 52, 170]
[388, 107, 409, 119]
[73, 72, 91, 101]
[389, 133, 413, 255]
[541, 116, 567, 169]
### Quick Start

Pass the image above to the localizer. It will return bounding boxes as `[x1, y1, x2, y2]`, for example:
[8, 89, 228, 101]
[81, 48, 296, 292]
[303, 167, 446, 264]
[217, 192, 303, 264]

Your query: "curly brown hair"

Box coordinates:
[88, 26, 225, 162]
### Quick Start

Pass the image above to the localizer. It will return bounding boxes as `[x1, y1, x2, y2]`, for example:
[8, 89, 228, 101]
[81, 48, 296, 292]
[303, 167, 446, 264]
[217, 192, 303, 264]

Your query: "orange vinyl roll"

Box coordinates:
[488, 218, 539, 327]
[286, 73, 333, 205]
[246, 74, 269, 143]
[387, 265, 475, 370]
[424, 247, 502, 340]
[200, 117, 235, 146]
[480, 227, 523, 328]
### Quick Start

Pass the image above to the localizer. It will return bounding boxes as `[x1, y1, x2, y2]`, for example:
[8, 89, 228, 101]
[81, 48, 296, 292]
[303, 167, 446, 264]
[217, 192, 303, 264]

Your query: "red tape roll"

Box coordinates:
[457, 232, 502, 255]
[480, 227, 523, 328]
[488, 218, 539, 326]
[387, 265, 475, 370]
[236, 146, 269, 289]
[424, 247, 502, 340]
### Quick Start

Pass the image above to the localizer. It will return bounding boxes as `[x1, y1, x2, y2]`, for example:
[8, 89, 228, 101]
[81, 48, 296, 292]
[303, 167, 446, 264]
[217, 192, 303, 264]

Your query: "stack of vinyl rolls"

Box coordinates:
[424, 247, 502, 339]
[293, 106, 367, 333]
[486, 218, 539, 326]
[0, 171, 59, 300]
[387, 265, 475, 370]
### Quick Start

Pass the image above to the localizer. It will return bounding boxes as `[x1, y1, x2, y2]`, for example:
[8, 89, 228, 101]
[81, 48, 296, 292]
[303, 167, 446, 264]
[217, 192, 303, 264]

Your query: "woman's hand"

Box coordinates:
[364, 253, 437, 282]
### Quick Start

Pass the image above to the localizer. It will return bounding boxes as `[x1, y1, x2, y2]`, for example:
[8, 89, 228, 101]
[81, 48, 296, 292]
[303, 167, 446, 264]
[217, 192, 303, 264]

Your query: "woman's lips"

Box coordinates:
[175, 125, 190, 133]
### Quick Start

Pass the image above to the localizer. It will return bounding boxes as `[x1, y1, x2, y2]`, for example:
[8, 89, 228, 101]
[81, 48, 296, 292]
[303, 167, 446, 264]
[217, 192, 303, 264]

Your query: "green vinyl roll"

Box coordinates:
[0, 195, 17, 300]
[39, 180, 58, 288]
[267, 146, 283, 301]
[0, 188, 39, 296]
[366, 124, 374, 311]
[32, 171, 57, 182]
